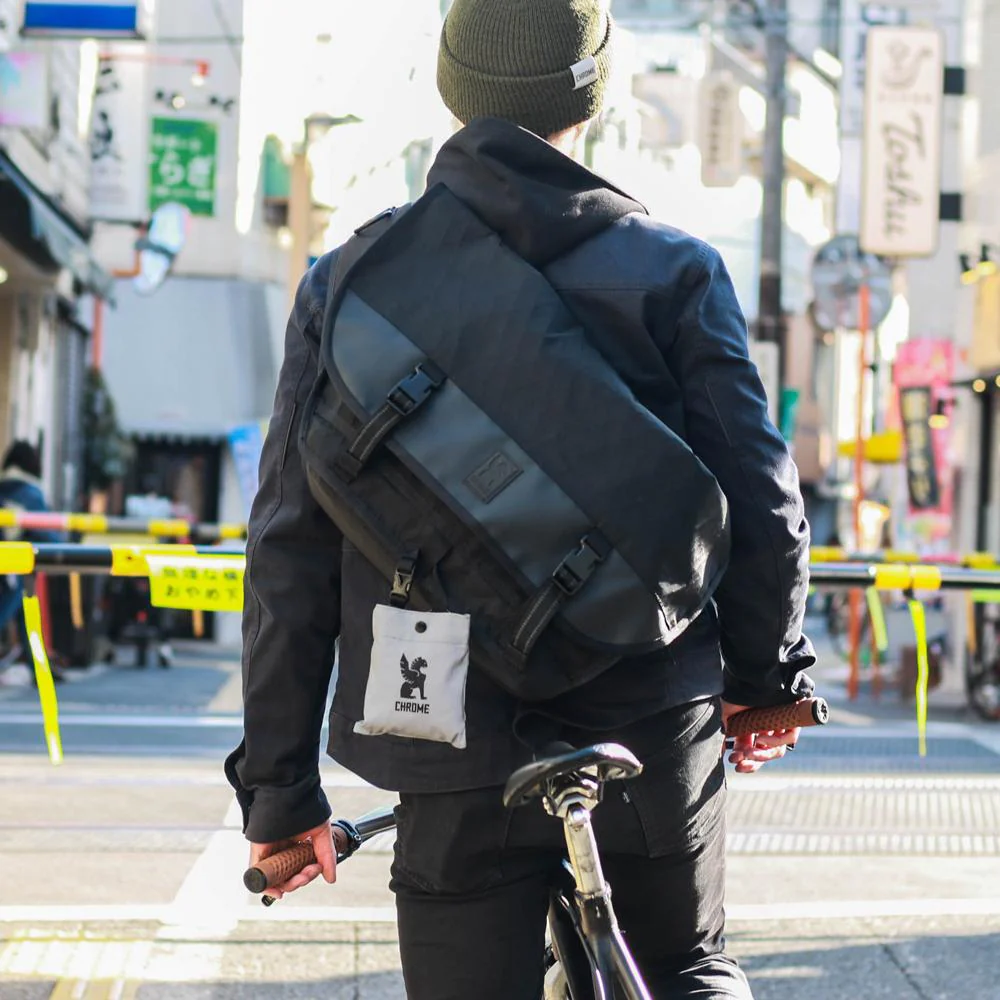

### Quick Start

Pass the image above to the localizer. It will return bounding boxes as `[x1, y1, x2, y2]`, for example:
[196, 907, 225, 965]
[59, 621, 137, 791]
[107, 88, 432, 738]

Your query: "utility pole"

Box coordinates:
[756, 0, 788, 383]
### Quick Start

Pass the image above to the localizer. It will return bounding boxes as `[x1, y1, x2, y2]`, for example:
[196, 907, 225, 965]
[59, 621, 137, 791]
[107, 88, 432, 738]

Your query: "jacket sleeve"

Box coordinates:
[663, 244, 815, 706]
[225, 257, 344, 842]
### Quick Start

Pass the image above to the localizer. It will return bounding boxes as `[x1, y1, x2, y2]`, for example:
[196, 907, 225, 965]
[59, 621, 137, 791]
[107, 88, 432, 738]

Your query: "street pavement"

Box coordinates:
[1, 623, 999, 999]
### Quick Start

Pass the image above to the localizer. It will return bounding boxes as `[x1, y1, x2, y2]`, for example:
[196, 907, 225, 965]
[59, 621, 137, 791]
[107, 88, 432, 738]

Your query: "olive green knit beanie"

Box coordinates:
[438, 0, 614, 138]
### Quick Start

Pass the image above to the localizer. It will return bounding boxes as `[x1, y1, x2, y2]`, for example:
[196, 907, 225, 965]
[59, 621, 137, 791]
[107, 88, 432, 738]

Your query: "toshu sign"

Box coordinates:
[860, 25, 944, 257]
[22, 1, 153, 38]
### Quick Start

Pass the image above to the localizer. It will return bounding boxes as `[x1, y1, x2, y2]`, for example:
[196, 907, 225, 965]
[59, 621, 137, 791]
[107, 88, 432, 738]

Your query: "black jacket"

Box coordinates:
[226, 119, 814, 843]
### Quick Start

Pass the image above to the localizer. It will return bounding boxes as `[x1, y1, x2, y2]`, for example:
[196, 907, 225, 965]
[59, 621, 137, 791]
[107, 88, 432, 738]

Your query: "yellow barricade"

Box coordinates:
[22, 596, 62, 765]
[146, 554, 246, 613]
[0, 543, 35, 575]
[110, 544, 198, 577]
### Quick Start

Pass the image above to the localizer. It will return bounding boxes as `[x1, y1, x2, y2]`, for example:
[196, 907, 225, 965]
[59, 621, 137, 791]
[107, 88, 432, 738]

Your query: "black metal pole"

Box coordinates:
[756, 0, 788, 388]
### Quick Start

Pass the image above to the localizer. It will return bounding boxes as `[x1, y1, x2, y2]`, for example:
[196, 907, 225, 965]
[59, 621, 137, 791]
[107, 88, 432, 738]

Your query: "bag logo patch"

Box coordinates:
[397, 653, 430, 714]
[465, 451, 523, 504]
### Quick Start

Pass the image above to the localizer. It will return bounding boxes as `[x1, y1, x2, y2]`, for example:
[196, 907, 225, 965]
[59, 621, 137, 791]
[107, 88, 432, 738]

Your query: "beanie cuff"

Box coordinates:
[437, 14, 613, 137]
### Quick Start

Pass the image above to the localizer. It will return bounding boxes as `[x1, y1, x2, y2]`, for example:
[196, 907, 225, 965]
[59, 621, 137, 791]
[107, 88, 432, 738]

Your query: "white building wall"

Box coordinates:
[0, 7, 94, 491]
[91, 0, 283, 282]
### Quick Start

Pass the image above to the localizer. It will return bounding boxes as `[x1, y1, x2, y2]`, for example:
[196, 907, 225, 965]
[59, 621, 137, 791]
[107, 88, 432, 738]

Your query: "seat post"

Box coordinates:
[543, 781, 607, 899]
[562, 800, 607, 899]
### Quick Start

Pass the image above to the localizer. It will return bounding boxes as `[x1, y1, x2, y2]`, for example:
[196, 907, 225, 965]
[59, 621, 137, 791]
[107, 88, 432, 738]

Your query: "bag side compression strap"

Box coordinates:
[512, 531, 612, 656]
[334, 361, 446, 482]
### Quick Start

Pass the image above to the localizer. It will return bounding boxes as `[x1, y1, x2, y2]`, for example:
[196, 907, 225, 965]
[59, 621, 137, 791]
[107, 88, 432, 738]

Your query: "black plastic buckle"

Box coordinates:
[552, 536, 608, 597]
[332, 819, 364, 862]
[390, 555, 418, 608]
[386, 363, 445, 417]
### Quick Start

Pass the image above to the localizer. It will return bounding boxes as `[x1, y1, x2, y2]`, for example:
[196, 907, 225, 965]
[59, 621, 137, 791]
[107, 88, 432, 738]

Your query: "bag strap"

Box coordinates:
[511, 530, 612, 656]
[322, 206, 449, 483]
[333, 360, 446, 482]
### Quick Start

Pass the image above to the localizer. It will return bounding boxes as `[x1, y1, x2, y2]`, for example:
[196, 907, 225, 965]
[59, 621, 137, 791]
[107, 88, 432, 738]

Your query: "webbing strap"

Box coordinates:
[334, 361, 445, 481]
[511, 531, 612, 656]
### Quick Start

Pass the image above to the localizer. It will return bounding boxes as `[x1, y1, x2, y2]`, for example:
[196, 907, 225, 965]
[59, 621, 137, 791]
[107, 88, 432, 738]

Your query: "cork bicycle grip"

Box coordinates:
[725, 697, 830, 737]
[243, 826, 349, 894]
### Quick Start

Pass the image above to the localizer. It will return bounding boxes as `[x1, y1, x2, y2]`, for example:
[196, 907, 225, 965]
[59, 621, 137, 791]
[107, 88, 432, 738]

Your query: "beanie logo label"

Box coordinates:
[571, 55, 599, 91]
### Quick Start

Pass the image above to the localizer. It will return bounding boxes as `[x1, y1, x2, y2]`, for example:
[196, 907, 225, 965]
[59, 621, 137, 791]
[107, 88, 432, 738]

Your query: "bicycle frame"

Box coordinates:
[541, 778, 653, 1000]
[323, 791, 652, 1000]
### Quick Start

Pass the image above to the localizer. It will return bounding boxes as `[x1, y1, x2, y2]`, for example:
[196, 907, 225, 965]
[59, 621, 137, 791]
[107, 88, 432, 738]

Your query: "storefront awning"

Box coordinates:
[0, 153, 115, 301]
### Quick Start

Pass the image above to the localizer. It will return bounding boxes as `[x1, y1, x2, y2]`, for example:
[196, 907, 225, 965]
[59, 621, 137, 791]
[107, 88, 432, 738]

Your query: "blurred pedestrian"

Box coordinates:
[0, 441, 65, 684]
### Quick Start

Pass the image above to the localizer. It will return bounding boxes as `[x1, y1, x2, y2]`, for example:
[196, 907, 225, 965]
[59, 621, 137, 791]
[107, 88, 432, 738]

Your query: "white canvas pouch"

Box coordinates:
[354, 605, 470, 749]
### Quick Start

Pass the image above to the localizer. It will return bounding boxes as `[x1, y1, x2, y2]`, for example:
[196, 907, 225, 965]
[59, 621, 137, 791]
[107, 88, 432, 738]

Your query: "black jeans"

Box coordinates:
[390, 699, 753, 999]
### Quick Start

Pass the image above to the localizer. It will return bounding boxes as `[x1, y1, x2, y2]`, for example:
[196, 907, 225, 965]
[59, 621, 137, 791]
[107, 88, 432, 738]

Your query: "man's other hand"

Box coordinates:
[249, 820, 337, 900]
[721, 700, 801, 774]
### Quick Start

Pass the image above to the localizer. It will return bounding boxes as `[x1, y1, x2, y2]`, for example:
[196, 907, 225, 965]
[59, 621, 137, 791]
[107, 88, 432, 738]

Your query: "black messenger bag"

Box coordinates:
[300, 184, 730, 701]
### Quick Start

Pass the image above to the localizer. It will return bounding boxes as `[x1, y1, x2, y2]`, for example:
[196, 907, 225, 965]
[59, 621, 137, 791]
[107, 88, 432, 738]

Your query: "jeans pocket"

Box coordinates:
[625, 699, 726, 858]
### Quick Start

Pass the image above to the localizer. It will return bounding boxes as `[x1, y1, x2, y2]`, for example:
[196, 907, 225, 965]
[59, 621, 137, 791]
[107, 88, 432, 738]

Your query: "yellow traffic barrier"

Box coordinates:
[146, 554, 246, 613]
[908, 598, 931, 758]
[0, 543, 35, 575]
[147, 519, 194, 538]
[836, 430, 903, 463]
[66, 513, 109, 533]
[873, 564, 912, 590]
[910, 565, 943, 591]
[810, 546, 846, 563]
[22, 596, 62, 765]
[965, 552, 999, 570]
[110, 544, 198, 577]
[865, 587, 889, 653]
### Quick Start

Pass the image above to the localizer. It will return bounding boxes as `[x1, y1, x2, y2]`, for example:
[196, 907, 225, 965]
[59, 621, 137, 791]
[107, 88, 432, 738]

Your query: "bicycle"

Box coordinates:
[244, 698, 830, 1000]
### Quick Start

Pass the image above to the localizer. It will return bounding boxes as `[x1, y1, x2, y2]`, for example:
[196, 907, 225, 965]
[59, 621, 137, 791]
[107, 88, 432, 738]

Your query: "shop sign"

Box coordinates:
[860, 25, 944, 257]
[899, 387, 940, 510]
[697, 71, 742, 188]
[23, 1, 153, 38]
[149, 117, 218, 218]
[89, 49, 150, 223]
[0, 52, 48, 127]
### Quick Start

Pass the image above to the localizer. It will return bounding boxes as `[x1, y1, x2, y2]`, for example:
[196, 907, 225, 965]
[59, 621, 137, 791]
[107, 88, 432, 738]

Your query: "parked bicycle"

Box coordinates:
[244, 698, 830, 999]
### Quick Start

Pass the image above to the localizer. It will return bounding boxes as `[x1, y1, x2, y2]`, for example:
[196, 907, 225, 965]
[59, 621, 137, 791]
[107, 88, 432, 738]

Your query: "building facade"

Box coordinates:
[0, 0, 112, 508]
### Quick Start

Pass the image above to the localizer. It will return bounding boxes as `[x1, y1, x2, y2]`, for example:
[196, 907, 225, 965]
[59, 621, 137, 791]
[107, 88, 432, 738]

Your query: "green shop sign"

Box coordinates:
[149, 118, 218, 217]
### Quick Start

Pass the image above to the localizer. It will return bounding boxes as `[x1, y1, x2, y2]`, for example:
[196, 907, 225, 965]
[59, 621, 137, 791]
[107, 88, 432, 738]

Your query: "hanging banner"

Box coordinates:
[899, 387, 940, 510]
[972, 271, 1000, 371]
[697, 71, 742, 188]
[860, 25, 944, 257]
[0, 52, 49, 127]
[893, 339, 955, 548]
[149, 117, 218, 217]
[23, 1, 153, 38]
[228, 422, 264, 519]
[89, 48, 150, 223]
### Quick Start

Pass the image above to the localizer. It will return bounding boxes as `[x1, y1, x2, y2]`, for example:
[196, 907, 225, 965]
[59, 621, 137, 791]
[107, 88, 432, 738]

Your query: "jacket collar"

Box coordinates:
[426, 117, 647, 267]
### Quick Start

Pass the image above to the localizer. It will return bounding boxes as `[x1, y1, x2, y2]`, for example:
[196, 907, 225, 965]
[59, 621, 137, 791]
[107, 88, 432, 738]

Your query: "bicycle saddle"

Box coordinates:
[503, 742, 643, 809]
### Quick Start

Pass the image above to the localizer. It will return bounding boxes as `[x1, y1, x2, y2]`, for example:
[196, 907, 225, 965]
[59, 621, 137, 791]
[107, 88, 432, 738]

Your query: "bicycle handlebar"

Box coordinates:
[725, 697, 829, 737]
[243, 807, 397, 895]
[243, 700, 829, 898]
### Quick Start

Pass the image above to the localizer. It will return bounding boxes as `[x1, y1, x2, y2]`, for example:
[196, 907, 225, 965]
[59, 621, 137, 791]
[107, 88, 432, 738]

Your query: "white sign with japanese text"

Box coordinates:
[697, 71, 742, 188]
[860, 25, 944, 257]
[89, 47, 150, 223]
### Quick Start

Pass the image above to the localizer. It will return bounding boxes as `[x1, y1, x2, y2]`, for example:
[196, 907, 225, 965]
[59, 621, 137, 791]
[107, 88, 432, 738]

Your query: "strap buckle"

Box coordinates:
[551, 535, 610, 597]
[390, 554, 418, 608]
[387, 363, 445, 417]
